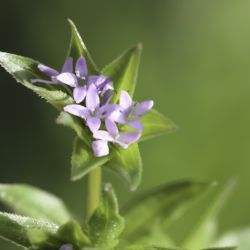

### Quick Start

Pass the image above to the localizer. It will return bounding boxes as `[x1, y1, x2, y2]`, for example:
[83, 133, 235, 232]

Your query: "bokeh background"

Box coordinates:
[1, 0, 250, 249]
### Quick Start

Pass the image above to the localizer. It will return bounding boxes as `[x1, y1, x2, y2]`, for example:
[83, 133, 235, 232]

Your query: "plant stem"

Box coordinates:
[85, 167, 102, 222]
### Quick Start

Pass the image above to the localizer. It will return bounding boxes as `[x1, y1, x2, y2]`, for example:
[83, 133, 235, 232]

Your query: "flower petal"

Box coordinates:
[102, 81, 114, 94]
[128, 120, 144, 130]
[117, 132, 141, 147]
[31, 79, 59, 84]
[86, 84, 100, 111]
[73, 85, 87, 103]
[64, 104, 90, 119]
[102, 89, 114, 104]
[87, 117, 101, 132]
[96, 75, 113, 89]
[60, 244, 73, 250]
[120, 90, 132, 109]
[135, 100, 154, 116]
[110, 110, 126, 124]
[93, 130, 114, 141]
[61, 57, 73, 73]
[76, 56, 88, 78]
[97, 104, 118, 118]
[114, 140, 129, 149]
[105, 118, 119, 136]
[87, 76, 99, 86]
[38, 64, 59, 77]
[94, 75, 107, 86]
[92, 140, 109, 157]
[56, 73, 78, 87]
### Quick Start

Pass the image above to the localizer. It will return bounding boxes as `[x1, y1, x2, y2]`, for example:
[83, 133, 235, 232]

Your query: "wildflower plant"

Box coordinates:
[0, 19, 244, 250]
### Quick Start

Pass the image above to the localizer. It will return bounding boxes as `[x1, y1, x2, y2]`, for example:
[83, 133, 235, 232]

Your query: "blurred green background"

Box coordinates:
[1, 0, 250, 248]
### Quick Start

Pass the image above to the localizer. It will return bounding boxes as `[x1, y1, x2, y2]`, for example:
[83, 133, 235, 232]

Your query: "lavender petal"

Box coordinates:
[92, 140, 109, 157]
[64, 104, 90, 119]
[93, 75, 107, 87]
[76, 56, 88, 78]
[60, 244, 73, 250]
[105, 118, 119, 136]
[31, 79, 59, 84]
[86, 84, 100, 112]
[135, 100, 154, 116]
[73, 85, 87, 104]
[93, 130, 114, 141]
[120, 90, 132, 109]
[110, 111, 126, 124]
[97, 104, 118, 119]
[117, 132, 141, 147]
[56, 73, 78, 87]
[93, 75, 112, 90]
[86, 117, 101, 132]
[87, 76, 99, 86]
[61, 57, 73, 73]
[101, 82, 114, 95]
[114, 140, 129, 149]
[102, 89, 114, 104]
[38, 64, 59, 77]
[128, 120, 144, 131]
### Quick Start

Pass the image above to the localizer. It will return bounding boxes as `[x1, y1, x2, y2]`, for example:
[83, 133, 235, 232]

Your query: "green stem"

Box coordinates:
[85, 167, 102, 222]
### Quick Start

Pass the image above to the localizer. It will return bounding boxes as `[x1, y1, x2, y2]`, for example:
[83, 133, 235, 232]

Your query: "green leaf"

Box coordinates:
[57, 220, 90, 248]
[0, 52, 74, 110]
[0, 184, 72, 225]
[102, 44, 142, 103]
[122, 180, 214, 242]
[88, 183, 125, 249]
[203, 247, 237, 250]
[0, 212, 59, 249]
[67, 19, 99, 74]
[182, 180, 237, 249]
[140, 109, 177, 142]
[56, 111, 91, 146]
[132, 221, 176, 249]
[105, 143, 142, 191]
[121, 246, 181, 250]
[215, 228, 250, 250]
[71, 137, 111, 181]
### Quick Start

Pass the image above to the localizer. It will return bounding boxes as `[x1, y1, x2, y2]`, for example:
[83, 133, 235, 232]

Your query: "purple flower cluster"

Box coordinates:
[33, 57, 153, 157]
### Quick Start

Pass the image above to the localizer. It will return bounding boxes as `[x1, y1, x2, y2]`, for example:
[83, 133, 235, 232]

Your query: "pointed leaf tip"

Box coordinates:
[140, 109, 177, 142]
[67, 19, 99, 74]
[122, 180, 214, 242]
[102, 43, 142, 102]
[182, 179, 237, 249]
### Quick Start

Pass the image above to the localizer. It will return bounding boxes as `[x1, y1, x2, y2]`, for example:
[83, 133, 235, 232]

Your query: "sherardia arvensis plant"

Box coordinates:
[0, 19, 236, 250]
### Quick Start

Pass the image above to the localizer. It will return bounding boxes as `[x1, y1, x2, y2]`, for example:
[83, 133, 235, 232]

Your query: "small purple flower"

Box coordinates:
[111, 91, 154, 130]
[92, 118, 141, 156]
[64, 84, 117, 133]
[32, 56, 113, 104]
[87, 75, 113, 98]
[32, 57, 74, 85]
[59, 244, 73, 250]
[32, 57, 87, 103]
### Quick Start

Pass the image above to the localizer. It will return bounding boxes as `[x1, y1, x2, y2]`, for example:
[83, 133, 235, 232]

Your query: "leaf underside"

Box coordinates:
[0, 184, 72, 225]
